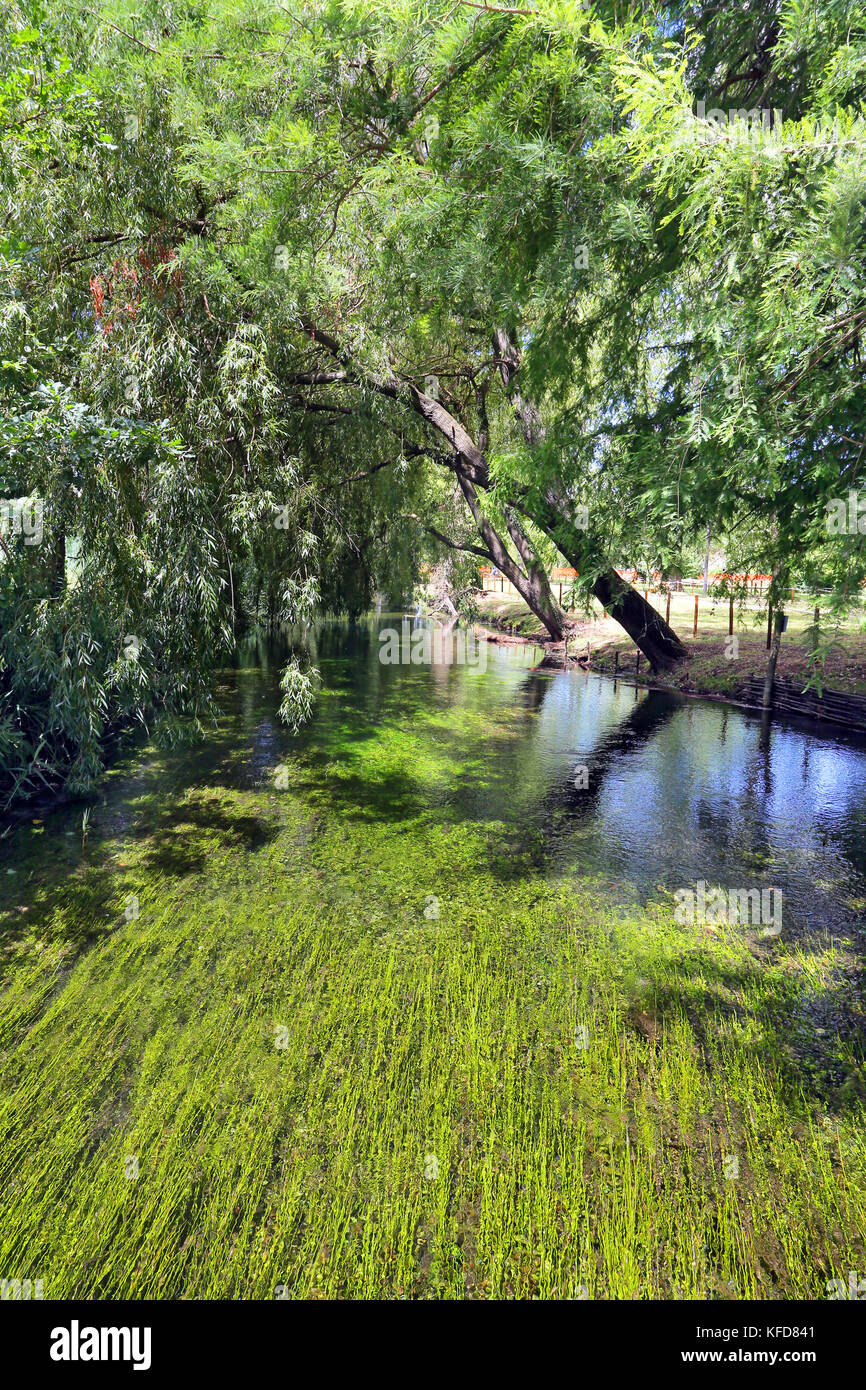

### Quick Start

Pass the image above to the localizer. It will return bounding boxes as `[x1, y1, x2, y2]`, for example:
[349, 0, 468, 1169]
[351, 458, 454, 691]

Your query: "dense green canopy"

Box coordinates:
[2, 0, 865, 803]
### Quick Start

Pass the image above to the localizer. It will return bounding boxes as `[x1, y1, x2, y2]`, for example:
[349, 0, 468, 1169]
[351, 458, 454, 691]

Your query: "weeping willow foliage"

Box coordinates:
[1, 0, 865, 803]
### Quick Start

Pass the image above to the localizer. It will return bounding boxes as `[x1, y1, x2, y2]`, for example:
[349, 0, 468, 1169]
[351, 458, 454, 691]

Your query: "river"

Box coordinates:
[3, 615, 866, 948]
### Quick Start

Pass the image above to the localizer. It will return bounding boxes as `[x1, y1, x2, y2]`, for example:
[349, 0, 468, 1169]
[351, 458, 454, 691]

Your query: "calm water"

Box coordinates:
[3, 615, 866, 945]
[233, 617, 866, 944]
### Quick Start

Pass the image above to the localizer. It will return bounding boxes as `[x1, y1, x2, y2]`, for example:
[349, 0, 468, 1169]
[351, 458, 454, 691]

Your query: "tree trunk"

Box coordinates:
[491, 327, 685, 671]
[455, 473, 566, 641]
[523, 561, 566, 641]
[592, 566, 685, 671]
[517, 490, 687, 670]
[762, 617, 783, 709]
[502, 505, 565, 641]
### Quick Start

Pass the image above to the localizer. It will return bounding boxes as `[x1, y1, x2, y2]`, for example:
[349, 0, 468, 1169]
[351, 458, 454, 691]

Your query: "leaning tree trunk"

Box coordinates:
[491, 327, 685, 672]
[524, 562, 566, 642]
[456, 472, 566, 641]
[502, 504, 566, 641]
[520, 491, 687, 671]
[592, 567, 685, 672]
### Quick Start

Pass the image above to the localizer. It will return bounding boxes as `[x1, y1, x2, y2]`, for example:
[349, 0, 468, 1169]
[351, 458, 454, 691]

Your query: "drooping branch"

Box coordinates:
[413, 520, 490, 561]
[297, 316, 491, 485]
[341, 457, 403, 484]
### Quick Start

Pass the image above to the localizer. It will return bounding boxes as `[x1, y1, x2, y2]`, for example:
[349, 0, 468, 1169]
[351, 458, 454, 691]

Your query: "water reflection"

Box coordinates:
[3, 616, 865, 952]
[246, 617, 866, 944]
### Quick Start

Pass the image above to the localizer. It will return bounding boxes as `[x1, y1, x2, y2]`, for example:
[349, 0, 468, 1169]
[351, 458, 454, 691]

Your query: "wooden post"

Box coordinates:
[693, 594, 699, 637]
[729, 595, 734, 636]
[763, 611, 785, 709]
[635, 650, 640, 675]
[559, 582, 563, 604]
[665, 589, 671, 625]
[613, 649, 619, 672]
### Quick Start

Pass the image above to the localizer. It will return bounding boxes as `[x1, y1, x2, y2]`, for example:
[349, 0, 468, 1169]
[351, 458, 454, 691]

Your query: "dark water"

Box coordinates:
[4, 615, 866, 947]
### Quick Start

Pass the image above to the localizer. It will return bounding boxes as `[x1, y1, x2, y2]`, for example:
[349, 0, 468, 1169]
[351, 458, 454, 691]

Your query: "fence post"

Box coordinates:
[665, 588, 671, 625]
[693, 594, 698, 637]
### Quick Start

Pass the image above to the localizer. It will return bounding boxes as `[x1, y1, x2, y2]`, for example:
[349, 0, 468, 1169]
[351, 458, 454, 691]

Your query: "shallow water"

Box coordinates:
[3, 615, 866, 946]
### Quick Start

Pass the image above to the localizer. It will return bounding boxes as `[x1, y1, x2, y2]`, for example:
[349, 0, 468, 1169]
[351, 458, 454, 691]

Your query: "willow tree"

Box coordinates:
[603, 0, 866, 653]
[4, 0, 864, 803]
[50, 0, 689, 664]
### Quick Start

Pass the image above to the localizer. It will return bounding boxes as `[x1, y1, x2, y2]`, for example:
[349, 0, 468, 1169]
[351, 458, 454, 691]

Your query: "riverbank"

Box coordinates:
[476, 592, 866, 703]
[0, 638, 864, 1299]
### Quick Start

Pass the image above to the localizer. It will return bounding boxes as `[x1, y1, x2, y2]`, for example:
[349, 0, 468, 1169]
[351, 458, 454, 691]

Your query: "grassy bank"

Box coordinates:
[0, 701, 864, 1299]
[477, 590, 866, 699]
[475, 592, 558, 643]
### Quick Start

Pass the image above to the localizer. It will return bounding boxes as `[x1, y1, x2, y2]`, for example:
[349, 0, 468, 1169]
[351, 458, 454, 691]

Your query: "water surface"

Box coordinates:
[3, 615, 866, 949]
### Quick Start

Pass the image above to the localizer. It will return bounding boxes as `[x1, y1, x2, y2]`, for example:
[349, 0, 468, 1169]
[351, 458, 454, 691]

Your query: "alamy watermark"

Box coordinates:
[50, 1323, 151, 1371]
[826, 491, 866, 535]
[674, 880, 782, 935]
[684, 101, 782, 148]
[379, 620, 487, 671]
[827, 1271, 866, 1299]
[1, 1278, 43, 1299]
[0, 497, 43, 546]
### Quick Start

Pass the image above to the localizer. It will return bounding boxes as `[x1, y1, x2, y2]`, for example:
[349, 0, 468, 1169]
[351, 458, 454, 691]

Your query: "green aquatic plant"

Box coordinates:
[0, 686, 862, 1300]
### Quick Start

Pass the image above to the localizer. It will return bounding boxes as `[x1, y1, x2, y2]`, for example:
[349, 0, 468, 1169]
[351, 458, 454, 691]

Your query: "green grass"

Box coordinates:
[476, 586, 866, 698]
[0, 714, 864, 1300]
[476, 591, 555, 641]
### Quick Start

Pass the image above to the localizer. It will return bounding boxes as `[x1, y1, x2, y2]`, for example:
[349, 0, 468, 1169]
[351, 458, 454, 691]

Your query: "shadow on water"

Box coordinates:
[541, 685, 681, 829]
[135, 795, 281, 877]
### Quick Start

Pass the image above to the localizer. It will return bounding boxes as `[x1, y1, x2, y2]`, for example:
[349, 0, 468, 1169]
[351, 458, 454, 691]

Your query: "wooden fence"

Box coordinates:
[739, 678, 866, 732]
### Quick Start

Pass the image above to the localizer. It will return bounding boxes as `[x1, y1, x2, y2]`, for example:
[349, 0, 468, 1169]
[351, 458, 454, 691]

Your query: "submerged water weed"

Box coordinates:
[0, 648, 863, 1299]
[0, 771, 863, 1299]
